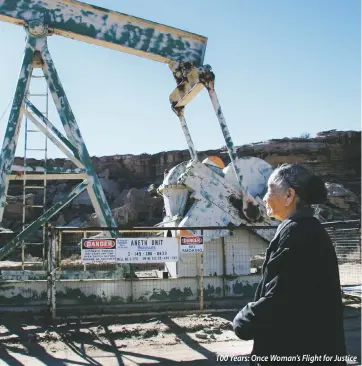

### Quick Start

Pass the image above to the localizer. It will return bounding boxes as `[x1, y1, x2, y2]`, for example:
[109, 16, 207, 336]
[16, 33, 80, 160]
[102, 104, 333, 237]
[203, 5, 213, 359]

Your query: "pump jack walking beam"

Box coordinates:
[0, 0, 208, 261]
[0, 0, 207, 66]
[0, 0, 254, 259]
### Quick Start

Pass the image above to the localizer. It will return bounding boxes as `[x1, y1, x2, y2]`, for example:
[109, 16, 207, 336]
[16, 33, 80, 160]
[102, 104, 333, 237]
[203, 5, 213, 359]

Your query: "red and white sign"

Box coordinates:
[181, 237, 203, 245]
[180, 236, 204, 253]
[81, 238, 116, 263]
[83, 240, 115, 249]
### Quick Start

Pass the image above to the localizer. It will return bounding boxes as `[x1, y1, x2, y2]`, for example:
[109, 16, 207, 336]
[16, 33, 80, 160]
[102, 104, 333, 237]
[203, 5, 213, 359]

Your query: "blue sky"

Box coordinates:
[0, 0, 360, 159]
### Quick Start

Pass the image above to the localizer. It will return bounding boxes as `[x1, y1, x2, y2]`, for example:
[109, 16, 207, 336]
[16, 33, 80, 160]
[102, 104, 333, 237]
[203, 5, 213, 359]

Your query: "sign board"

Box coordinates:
[180, 236, 204, 253]
[81, 237, 179, 264]
[81, 238, 116, 263]
[116, 237, 179, 263]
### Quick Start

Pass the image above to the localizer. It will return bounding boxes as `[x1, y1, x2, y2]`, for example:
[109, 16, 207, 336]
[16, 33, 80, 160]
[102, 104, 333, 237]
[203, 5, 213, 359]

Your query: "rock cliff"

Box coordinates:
[3, 129, 361, 233]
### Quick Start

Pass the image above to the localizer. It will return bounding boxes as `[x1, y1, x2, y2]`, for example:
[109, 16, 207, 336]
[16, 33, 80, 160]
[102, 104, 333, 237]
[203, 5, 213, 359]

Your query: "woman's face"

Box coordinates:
[263, 183, 294, 221]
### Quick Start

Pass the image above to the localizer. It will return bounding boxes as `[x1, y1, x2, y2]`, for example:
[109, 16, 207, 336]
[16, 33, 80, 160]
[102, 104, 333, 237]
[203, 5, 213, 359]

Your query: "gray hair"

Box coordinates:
[268, 163, 327, 206]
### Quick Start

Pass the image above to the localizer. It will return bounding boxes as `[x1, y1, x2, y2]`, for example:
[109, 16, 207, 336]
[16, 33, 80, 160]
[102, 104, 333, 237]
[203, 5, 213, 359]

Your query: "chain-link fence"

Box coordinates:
[324, 220, 361, 298]
[49, 226, 268, 317]
[0, 220, 360, 317]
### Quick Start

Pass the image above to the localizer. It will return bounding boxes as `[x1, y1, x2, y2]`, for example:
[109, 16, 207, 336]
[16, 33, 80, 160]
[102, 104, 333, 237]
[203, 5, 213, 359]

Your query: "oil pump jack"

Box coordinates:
[0, 0, 276, 264]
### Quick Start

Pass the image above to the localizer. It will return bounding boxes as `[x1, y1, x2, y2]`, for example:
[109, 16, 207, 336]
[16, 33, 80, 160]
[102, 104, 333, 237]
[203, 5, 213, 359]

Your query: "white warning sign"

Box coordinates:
[81, 238, 116, 263]
[180, 236, 204, 253]
[116, 237, 179, 263]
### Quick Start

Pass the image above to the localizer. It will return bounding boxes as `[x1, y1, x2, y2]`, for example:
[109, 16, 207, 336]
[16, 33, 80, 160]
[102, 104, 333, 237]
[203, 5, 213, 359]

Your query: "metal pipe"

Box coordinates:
[58, 231, 62, 270]
[207, 87, 244, 190]
[199, 229, 204, 311]
[83, 231, 87, 272]
[172, 106, 198, 161]
[23, 109, 85, 168]
[51, 227, 57, 320]
[221, 236, 226, 298]
[25, 100, 80, 159]
[41, 41, 118, 232]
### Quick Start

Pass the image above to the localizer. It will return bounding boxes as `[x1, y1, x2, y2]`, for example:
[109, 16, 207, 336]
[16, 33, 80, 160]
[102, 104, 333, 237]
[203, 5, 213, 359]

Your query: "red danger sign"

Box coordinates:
[181, 236, 203, 245]
[83, 239, 115, 249]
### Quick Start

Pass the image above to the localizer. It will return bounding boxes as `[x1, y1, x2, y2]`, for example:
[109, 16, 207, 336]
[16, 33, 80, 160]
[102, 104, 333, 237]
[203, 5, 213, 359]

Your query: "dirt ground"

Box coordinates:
[0, 303, 360, 366]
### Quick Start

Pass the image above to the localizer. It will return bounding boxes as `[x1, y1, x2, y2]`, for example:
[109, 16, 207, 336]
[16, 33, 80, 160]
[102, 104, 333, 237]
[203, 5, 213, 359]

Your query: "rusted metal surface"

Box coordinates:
[169, 64, 206, 108]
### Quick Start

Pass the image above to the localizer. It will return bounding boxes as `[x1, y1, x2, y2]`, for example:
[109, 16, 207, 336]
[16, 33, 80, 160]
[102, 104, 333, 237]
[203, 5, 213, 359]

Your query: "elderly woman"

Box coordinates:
[233, 164, 347, 365]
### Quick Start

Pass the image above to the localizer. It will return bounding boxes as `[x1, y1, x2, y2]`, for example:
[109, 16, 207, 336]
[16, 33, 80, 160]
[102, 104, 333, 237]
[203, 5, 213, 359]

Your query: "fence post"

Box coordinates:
[51, 227, 57, 321]
[83, 231, 87, 272]
[58, 230, 62, 270]
[47, 225, 57, 322]
[199, 229, 204, 311]
[221, 236, 226, 298]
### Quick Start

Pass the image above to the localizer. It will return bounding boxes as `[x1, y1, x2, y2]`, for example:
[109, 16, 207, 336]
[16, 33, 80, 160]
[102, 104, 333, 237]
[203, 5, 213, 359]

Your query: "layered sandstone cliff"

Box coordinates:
[3, 129, 360, 233]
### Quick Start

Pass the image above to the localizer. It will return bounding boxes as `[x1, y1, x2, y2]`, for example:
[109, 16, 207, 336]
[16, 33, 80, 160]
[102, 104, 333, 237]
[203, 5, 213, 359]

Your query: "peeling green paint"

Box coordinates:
[0, 31, 123, 261]
[0, 271, 47, 281]
[231, 281, 258, 297]
[108, 296, 131, 304]
[207, 88, 244, 190]
[136, 295, 149, 303]
[0, 0, 207, 66]
[56, 288, 108, 305]
[58, 269, 124, 280]
[25, 99, 81, 160]
[41, 40, 118, 233]
[0, 282, 47, 305]
[56, 290, 132, 305]
[0, 37, 35, 222]
[149, 287, 193, 302]
[203, 284, 222, 299]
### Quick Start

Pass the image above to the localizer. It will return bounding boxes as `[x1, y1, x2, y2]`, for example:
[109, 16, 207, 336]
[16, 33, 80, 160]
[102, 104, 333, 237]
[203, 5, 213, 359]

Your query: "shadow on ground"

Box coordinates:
[0, 304, 360, 365]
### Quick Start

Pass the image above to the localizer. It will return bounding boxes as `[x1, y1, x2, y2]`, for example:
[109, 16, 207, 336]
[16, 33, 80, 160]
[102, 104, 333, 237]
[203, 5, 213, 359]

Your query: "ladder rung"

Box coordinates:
[28, 94, 47, 97]
[23, 243, 44, 246]
[27, 129, 41, 133]
[24, 186, 45, 189]
[25, 205, 44, 208]
[26, 148, 47, 151]
[31, 75, 45, 79]
[22, 261, 43, 265]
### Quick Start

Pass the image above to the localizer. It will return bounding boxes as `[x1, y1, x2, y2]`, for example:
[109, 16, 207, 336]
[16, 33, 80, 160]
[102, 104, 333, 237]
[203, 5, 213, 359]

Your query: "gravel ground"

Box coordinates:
[0, 305, 360, 365]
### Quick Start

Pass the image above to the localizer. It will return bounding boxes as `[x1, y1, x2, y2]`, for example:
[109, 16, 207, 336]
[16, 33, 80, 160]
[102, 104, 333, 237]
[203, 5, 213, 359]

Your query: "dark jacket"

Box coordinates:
[233, 208, 347, 365]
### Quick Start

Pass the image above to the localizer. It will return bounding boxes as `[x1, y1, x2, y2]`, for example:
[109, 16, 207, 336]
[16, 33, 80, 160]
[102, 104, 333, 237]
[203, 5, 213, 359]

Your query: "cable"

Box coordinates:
[0, 98, 13, 123]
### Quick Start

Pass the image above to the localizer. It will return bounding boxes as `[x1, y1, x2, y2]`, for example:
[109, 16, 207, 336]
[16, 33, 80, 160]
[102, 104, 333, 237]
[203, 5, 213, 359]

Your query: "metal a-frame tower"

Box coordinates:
[0, 0, 265, 262]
